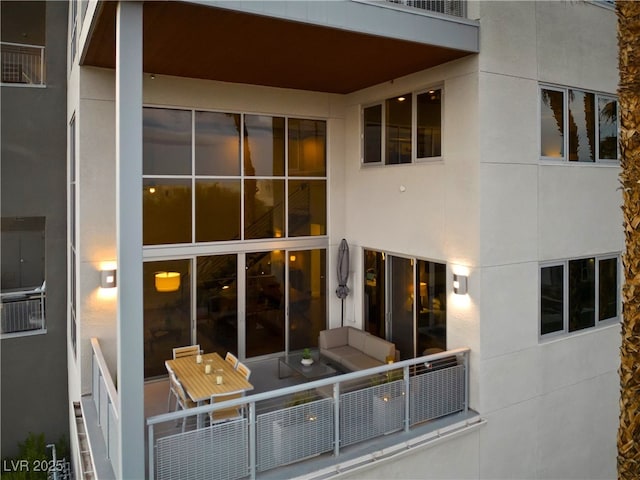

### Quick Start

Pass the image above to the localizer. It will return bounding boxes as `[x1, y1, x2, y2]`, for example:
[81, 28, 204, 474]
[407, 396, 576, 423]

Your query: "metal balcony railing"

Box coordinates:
[147, 347, 471, 480]
[1, 283, 46, 336]
[383, 0, 466, 17]
[1, 41, 45, 86]
[91, 337, 120, 476]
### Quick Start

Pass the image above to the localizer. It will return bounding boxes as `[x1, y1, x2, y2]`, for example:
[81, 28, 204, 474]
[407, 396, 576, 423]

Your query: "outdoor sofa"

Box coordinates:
[319, 326, 396, 371]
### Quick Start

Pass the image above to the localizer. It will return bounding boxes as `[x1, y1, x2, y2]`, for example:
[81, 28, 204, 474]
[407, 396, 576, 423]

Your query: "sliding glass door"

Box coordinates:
[364, 249, 447, 361]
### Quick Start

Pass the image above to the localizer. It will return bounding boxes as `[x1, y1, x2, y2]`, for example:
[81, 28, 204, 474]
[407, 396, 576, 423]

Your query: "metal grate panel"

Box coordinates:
[256, 397, 333, 472]
[156, 419, 248, 480]
[410, 364, 465, 425]
[341, 380, 405, 447]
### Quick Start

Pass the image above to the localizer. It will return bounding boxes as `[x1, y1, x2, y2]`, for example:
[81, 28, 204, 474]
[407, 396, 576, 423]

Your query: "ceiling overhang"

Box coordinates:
[82, 1, 478, 94]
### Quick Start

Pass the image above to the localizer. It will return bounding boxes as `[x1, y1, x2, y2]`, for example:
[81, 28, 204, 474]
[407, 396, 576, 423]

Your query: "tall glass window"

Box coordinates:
[417, 89, 442, 158]
[568, 90, 595, 162]
[364, 250, 386, 339]
[568, 258, 595, 332]
[417, 259, 447, 354]
[599, 257, 618, 321]
[385, 94, 412, 165]
[541, 88, 565, 158]
[598, 97, 618, 160]
[363, 105, 382, 164]
[195, 111, 240, 176]
[540, 265, 564, 335]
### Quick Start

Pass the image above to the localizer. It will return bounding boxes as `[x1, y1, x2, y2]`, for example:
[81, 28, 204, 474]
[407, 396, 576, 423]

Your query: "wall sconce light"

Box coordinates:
[100, 269, 117, 289]
[453, 274, 468, 295]
[155, 271, 180, 292]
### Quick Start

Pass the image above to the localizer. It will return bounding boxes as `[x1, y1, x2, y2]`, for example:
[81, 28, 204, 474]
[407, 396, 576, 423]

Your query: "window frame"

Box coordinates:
[539, 254, 620, 340]
[539, 84, 619, 164]
[361, 85, 444, 166]
[142, 105, 328, 247]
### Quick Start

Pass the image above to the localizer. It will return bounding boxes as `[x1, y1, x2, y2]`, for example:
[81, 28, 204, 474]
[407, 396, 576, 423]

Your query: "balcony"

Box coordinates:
[0, 283, 46, 337]
[80, 0, 478, 94]
[1, 42, 45, 86]
[82, 337, 478, 479]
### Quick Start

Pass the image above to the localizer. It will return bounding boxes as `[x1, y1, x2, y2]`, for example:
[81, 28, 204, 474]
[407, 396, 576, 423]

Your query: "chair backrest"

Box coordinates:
[173, 344, 201, 359]
[209, 391, 244, 423]
[236, 361, 251, 380]
[170, 373, 190, 406]
[224, 352, 239, 369]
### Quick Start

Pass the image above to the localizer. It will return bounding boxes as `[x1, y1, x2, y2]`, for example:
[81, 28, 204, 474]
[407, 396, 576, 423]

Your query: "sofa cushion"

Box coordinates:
[363, 335, 395, 363]
[342, 354, 383, 371]
[347, 327, 368, 351]
[319, 327, 348, 349]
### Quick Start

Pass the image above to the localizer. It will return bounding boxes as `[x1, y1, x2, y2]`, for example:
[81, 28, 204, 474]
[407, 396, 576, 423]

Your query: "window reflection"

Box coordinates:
[143, 108, 192, 175]
[195, 180, 241, 242]
[288, 119, 326, 177]
[288, 180, 326, 237]
[289, 249, 326, 351]
[143, 259, 191, 378]
[417, 90, 442, 158]
[246, 251, 285, 356]
[568, 90, 595, 162]
[245, 179, 285, 240]
[196, 255, 237, 357]
[599, 258, 617, 321]
[386, 94, 412, 165]
[541, 265, 564, 335]
[417, 259, 446, 354]
[363, 105, 382, 164]
[143, 179, 192, 245]
[195, 111, 241, 176]
[364, 250, 386, 339]
[541, 89, 564, 158]
[245, 115, 285, 176]
[599, 97, 618, 160]
[568, 258, 595, 332]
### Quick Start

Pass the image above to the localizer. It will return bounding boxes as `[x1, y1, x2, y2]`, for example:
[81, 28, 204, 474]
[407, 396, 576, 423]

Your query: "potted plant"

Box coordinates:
[301, 348, 314, 366]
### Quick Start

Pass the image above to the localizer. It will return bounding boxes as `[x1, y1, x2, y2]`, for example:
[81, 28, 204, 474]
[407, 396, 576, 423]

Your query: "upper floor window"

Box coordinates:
[143, 107, 327, 246]
[1, 1, 46, 86]
[540, 255, 619, 338]
[362, 87, 442, 165]
[540, 85, 618, 162]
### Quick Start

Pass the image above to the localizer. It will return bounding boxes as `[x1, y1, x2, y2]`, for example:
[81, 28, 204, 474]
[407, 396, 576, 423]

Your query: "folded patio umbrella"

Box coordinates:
[336, 238, 350, 326]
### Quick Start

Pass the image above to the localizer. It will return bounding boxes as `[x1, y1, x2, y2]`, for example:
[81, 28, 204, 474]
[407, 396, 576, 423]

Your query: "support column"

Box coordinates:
[115, 2, 144, 479]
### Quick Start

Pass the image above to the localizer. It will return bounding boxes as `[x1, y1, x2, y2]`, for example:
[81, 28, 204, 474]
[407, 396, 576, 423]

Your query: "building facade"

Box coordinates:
[64, 1, 620, 479]
[0, 0, 69, 459]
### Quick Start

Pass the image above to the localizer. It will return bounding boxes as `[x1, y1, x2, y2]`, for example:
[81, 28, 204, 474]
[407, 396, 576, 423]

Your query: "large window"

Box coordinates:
[364, 250, 446, 359]
[143, 107, 326, 245]
[540, 86, 618, 162]
[363, 88, 442, 165]
[540, 255, 619, 337]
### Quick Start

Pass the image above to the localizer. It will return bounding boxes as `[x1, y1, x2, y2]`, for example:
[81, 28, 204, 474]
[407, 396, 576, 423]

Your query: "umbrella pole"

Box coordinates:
[341, 298, 344, 327]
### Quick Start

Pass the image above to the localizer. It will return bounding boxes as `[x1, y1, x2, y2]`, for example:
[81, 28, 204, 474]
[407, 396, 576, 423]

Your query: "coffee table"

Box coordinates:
[278, 350, 337, 380]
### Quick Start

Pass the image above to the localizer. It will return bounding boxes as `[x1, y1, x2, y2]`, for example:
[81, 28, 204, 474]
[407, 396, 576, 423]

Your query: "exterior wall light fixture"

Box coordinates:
[100, 269, 117, 288]
[453, 274, 468, 295]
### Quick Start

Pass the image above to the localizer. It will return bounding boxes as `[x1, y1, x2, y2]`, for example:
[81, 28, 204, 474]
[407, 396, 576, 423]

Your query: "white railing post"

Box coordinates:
[148, 424, 155, 480]
[403, 364, 410, 432]
[249, 402, 256, 480]
[333, 382, 341, 457]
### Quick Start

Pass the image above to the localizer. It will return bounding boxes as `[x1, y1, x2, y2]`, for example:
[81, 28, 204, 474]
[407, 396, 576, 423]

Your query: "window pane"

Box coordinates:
[245, 115, 285, 176]
[417, 90, 442, 158]
[195, 179, 241, 242]
[417, 260, 447, 353]
[541, 265, 564, 335]
[143, 259, 191, 378]
[568, 258, 595, 332]
[363, 105, 382, 164]
[289, 249, 326, 351]
[246, 251, 285, 357]
[386, 94, 412, 164]
[541, 89, 564, 158]
[599, 258, 618, 321]
[245, 179, 285, 239]
[143, 179, 192, 245]
[390, 256, 414, 360]
[364, 250, 386, 339]
[599, 97, 618, 160]
[288, 119, 326, 177]
[195, 111, 240, 176]
[568, 90, 595, 162]
[143, 108, 192, 175]
[196, 255, 237, 357]
[288, 180, 326, 237]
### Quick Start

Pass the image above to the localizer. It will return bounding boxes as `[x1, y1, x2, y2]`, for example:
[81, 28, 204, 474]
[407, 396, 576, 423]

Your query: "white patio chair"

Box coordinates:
[170, 372, 196, 432]
[236, 361, 251, 380]
[224, 351, 239, 369]
[209, 391, 244, 425]
[172, 344, 201, 359]
[165, 363, 179, 412]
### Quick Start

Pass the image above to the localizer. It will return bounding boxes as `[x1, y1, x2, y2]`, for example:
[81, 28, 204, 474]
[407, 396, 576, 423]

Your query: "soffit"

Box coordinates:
[82, 1, 473, 94]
